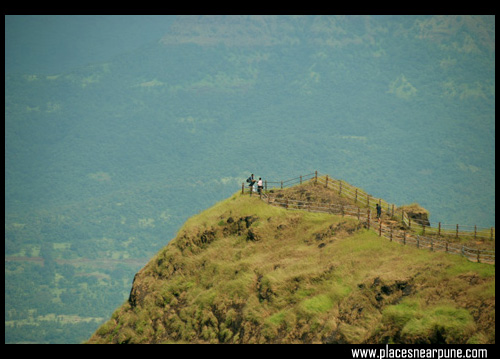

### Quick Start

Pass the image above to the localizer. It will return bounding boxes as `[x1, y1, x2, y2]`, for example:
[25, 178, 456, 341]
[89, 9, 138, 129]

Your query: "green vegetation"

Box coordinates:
[5, 16, 494, 343]
[381, 301, 476, 344]
[87, 187, 495, 344]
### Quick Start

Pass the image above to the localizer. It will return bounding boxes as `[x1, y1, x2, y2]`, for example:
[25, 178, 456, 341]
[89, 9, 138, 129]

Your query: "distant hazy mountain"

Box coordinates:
[5, 15, 175, 74]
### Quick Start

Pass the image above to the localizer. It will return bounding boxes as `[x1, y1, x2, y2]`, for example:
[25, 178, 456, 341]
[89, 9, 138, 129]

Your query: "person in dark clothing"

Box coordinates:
[247, 174, 256, 193]
[376, 203, 382, 219]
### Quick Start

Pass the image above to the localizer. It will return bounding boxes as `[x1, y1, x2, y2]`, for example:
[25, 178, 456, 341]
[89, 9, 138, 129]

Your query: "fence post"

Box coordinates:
[417, 235, 420, 249]
[379, 221, 382, 237]
[355, 189, 358, 204]
[315, 171, 318, 183]
[456, 224, 459, 239]
[325, 175, 329, 188]
[265, 180, 267, 192]
[242, 183, 244, 194]
[474, 225, 477, 240]
[477, 248, 480, 263]
[367, 195, 370, 209]
[300, 176, 302, 185]
[430, 237, 433, 252]
[438, 222, 441, 237]
[339, 180, 342, 195]
[391, 204, 394, 218]
[390, 227, 393, 242]
[357, 207, 360, 220]
[281, 181, 283, 190]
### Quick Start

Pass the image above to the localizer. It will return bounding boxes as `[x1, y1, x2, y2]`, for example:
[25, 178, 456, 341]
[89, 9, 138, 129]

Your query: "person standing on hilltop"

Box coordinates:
[376, 203, 382, 220]
[257, 177, 263, 195]
[246, 174, 256, 194]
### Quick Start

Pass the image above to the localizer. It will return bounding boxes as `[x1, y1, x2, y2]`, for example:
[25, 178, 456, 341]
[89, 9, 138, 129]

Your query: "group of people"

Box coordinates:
[246, 174, 263, 194]
[245, 174, 384, 220]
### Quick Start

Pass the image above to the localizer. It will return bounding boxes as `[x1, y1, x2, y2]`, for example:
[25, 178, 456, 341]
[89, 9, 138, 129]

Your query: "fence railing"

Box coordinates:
[401, 211, 494, 241]
[241, 171, 495, 264]
[262, 172, 317, 191]
[379, 224, 496, 265]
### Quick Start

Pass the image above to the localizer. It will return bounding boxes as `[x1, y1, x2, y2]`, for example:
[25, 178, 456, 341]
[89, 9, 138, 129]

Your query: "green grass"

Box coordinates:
[383, 301, 476, 344]
[87, 191, 495, 344]
[301, 294, 335, 313]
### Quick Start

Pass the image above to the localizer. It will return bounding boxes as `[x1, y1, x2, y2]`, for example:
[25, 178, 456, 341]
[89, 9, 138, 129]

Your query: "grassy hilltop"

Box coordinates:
[87, 182, 494, 344]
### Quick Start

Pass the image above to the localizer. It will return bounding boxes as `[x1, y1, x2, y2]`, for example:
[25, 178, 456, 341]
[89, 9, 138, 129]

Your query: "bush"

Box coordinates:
[382, 300, 476, 344]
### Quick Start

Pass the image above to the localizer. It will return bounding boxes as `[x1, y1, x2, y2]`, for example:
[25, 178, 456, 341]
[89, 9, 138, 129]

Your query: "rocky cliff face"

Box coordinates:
[87, 184, 495, 344]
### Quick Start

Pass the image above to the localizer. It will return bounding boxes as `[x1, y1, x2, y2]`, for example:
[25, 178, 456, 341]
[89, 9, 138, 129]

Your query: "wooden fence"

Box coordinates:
[241, 171, 495, 264]
[401, 212, 495, 241]
[379, 222, 496, 265]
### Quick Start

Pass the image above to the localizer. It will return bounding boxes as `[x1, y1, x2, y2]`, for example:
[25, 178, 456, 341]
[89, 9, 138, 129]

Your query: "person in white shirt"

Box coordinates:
[257, 178, 263, 194]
